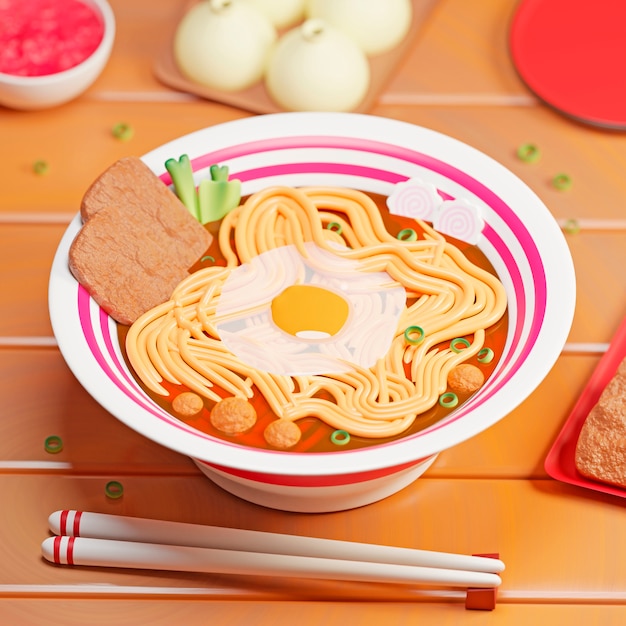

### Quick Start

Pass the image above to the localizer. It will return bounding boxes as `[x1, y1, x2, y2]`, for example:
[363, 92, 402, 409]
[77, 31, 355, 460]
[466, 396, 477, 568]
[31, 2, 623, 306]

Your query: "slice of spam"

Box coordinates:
[69, 156, 211, 325]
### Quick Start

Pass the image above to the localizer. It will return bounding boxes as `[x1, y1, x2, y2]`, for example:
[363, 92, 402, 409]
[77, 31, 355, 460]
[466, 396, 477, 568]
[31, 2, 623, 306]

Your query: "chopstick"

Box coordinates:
[42, 510, 504, 589]
[42, 535, 501, 588]
[49, 510, 504, 572]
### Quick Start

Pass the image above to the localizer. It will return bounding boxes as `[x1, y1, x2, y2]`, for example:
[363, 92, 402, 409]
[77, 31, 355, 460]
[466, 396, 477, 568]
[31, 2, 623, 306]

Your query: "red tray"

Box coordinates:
[545, 315, 626, 497]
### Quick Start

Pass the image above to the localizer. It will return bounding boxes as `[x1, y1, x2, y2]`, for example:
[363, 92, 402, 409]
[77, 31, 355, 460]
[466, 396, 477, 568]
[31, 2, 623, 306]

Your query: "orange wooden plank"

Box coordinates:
[93, 0, 184, 95]
[0, 225, 64, 337]
[0, 348, 194, 473]
[0, 102, 250, 213]
[385, 0, 528, 98]
[4, 219, 623, 343]
[565, 233, 626, 344]
[371, 104, 626, 224]
[4, 103, 626, 224]
[433, 353, 602, 478]
[0, 348, 600, 481]
[1, 475, 625, 598]
[1, 600, 625, 626]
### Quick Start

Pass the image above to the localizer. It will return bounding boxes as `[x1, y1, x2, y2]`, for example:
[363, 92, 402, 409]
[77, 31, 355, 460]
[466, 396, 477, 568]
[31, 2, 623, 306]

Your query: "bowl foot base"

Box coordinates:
[193, 454, 438, 513]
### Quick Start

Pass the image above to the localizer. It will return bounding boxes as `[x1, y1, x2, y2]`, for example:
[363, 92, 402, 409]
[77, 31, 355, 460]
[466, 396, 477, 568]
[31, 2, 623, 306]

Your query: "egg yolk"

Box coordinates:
[271, 285, 349, 338]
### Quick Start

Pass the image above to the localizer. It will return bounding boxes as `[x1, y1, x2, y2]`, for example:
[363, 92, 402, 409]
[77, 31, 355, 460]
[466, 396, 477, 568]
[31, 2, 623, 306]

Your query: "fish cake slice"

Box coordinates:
[575, 357, 626, 488]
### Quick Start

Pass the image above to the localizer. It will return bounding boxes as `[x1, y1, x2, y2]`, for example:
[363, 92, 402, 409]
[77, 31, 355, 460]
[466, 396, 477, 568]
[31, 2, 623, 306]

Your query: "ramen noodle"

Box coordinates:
[125, 185, 507, 444]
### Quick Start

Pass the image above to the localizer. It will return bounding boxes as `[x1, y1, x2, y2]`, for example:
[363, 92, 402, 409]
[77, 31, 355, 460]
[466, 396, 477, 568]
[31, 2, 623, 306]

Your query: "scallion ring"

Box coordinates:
[44, 435, 63, 454]
[477, 347, 495, 364]
[552, 173, 572, 191]
[326, 222, 342, 234]
[397, 228, 417, 242]
[330, 430, 351, 446]
[516, 143, 541, 163]
[105, 480, 124, 499]
[33, 160, 49, 175]
[562, 218, 580, 235]
[201, 255, 215, 263]
[439, 392, 458, 408]
[404, 325, 425, 345]
[450, 337, 471, 352]
[112, 122, 134, 141]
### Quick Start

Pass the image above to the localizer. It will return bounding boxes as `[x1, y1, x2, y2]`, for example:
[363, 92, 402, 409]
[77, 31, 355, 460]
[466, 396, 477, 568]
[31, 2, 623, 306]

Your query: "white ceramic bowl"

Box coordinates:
[0, 0, 115, 110]
[49, 113, 576, 512]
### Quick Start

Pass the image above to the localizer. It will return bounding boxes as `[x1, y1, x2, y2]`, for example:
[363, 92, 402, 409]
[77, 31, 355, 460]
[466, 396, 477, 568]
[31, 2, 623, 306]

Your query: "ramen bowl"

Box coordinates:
[0, 0, 115, 110]
[49, 112, 576, 512]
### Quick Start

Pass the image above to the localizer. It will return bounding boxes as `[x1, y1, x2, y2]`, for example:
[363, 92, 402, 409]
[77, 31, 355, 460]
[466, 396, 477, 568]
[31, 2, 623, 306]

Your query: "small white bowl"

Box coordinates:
[0, 0, 115, 110]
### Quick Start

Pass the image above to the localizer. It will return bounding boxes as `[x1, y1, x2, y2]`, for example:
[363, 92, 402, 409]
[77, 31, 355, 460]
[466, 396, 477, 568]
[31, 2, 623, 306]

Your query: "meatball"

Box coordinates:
[264, 419, 301, 449]
[172, 391, 204, 417]
[210, 396, 257, 434]
[447, 363, 485, 394]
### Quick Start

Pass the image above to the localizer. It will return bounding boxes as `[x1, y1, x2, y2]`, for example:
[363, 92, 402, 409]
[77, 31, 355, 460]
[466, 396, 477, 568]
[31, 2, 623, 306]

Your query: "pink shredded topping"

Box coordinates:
[0, 0, 104, 77]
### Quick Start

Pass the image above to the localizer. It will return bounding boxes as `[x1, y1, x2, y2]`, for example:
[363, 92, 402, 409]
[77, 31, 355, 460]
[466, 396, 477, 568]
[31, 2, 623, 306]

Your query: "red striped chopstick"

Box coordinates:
[43, 510, 504, 589]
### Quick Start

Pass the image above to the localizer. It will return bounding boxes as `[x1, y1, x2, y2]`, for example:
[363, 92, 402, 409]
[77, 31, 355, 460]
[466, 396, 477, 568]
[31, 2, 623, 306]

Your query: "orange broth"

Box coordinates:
[118, 191, 508, 453]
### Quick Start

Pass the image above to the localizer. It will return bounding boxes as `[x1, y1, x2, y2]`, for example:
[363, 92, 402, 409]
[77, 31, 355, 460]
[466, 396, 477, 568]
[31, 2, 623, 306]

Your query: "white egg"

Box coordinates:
[265, 19, 370, 112]
[241, 0, 307, 28]
[174, 0, 277, 92]
[306, 0, 412, 56]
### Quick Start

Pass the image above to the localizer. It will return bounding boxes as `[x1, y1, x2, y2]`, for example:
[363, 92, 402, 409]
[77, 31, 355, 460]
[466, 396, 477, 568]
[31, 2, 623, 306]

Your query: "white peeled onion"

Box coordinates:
[265, 19, 370, 112]
[241, 0, 307, 28]
[306, 0, 412, 56]
[174, 0, 277, 92]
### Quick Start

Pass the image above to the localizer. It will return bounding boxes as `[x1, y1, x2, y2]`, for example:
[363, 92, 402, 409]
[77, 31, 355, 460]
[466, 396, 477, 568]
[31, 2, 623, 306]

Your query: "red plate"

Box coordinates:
[545, 315, 626, 497]
[510, 0, 626, 129]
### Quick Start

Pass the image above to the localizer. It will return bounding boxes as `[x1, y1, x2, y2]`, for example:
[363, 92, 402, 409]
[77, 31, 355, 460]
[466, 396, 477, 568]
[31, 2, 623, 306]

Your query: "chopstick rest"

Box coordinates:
[47, 510, 505, 574]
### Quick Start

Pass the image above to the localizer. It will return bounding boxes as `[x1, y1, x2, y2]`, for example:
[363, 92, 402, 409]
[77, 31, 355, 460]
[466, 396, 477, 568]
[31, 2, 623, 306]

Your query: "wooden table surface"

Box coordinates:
[1, 1, 625, 623]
